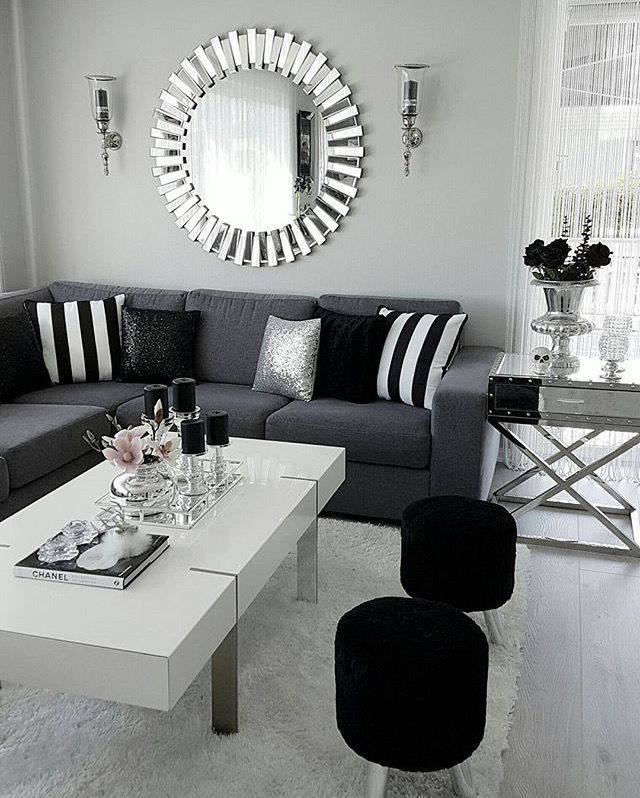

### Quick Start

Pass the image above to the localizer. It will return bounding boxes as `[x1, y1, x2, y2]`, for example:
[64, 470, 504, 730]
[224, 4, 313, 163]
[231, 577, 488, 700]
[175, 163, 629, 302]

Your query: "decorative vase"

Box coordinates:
[530, 278, 597, 372]
[110, 459, 165, 512]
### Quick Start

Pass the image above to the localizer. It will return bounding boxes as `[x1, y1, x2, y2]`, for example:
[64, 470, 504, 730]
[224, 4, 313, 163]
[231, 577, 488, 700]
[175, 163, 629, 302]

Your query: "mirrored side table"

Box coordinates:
[487, 353, 640, 558]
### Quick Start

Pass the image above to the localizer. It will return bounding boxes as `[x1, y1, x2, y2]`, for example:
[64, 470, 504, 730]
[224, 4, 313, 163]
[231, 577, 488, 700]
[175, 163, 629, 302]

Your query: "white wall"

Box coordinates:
[16, 0, 521, 346]
[0, 0, 26, 290]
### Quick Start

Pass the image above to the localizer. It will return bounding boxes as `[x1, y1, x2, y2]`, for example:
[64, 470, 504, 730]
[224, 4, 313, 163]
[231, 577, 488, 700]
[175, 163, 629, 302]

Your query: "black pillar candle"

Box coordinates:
[181, 418, 206, 455]
[206, 411, 229, 446]
[144, 384, 169, 420]
[172, 377, 196, 413]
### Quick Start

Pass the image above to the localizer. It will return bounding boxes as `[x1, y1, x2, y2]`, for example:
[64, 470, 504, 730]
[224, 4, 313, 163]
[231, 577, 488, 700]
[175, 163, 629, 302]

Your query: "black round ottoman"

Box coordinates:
[335, 596, 488, 781]
[401, 496, 517, 613]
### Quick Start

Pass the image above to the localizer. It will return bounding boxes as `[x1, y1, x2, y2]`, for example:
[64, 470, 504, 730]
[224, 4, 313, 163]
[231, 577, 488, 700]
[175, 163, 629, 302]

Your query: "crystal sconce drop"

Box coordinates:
[85, 75, 122, 176]
[395, 64, 429, 177]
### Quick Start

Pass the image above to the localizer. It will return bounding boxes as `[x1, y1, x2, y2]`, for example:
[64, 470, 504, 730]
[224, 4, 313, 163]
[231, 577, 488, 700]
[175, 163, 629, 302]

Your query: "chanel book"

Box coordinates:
[14, 534, 169, 590]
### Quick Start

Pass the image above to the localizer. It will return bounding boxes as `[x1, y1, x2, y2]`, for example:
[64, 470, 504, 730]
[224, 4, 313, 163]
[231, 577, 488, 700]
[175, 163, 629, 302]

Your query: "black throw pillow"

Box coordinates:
[0, 312, 51, 402]
[313, 307, 390, 403]
[118, 306, 200, 384]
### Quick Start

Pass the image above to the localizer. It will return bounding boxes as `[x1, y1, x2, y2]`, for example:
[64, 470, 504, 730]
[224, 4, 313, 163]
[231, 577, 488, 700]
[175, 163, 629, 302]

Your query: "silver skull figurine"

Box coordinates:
[530, 346, 552, 374]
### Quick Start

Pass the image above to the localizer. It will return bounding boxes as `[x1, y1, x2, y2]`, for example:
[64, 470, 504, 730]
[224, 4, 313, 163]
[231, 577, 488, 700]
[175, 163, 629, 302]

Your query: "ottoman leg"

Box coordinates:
[450, 760, 478, 798]
[483, 608, 505, 646]
[365, 762, 389, 798]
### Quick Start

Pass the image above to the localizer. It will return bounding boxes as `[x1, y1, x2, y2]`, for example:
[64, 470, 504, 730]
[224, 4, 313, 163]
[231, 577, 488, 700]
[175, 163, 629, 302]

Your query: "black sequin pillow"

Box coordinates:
[0, 312, 51, 402]
[118, 306, 200, 384]
[313, 307, 390, 403]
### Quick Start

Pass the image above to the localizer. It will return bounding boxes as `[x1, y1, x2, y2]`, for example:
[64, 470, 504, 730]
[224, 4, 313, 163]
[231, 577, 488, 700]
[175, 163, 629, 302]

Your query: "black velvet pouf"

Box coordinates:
[335, 597, 488, 772]
[401, 496, 517, 612]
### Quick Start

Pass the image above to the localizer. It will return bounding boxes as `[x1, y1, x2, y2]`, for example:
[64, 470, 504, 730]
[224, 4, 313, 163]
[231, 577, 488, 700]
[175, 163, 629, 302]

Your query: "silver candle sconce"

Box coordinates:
[85, 75, 122, 176]
[395, 64, 429, 177]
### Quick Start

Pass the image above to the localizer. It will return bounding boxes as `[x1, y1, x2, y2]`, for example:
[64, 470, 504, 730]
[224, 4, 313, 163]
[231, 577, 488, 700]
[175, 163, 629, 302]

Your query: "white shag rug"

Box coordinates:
[0, 518, 530, 798]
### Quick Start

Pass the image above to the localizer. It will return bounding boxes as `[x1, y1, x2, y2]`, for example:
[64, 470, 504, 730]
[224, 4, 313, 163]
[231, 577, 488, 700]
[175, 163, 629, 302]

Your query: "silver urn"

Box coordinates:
[110, 460, 165, 515]
[530, 279, 597, 372]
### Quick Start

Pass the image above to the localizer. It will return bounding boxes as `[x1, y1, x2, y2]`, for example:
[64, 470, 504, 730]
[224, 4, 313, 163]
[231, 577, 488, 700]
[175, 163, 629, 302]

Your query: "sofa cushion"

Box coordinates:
[25, 295, 125, 385]
[186, 289, 317, 385]
[0, 313, 51, 402]
[252, 316, 321, 402]
[0, 287, 53, 319]
[266, 398, 431, 468]
[119, 306, 200, 383]
[116, 383, 291, 439]
[13, 382, 148, 414]
[376, 307, 468, 410]
[313, 307, 389, 403]
[0, 404, 110, 489]
[48, 281, 187, 311]
[319, 294, 461, 317]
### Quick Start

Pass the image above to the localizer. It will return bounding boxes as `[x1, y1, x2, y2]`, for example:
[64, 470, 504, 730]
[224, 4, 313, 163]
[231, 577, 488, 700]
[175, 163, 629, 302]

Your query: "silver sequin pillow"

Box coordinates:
[252, 316, 321, 401]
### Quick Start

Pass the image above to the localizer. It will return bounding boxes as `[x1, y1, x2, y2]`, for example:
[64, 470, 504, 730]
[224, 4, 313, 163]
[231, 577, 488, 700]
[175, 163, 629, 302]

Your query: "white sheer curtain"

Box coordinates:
[507, 0, 640, 481]
[189, 70, 297, 231]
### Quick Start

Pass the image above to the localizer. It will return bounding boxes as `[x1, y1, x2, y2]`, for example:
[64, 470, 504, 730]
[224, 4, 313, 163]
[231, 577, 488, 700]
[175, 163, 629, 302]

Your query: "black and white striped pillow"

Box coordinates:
[24, 295, 125, 385]
[376, 307, 467, 409]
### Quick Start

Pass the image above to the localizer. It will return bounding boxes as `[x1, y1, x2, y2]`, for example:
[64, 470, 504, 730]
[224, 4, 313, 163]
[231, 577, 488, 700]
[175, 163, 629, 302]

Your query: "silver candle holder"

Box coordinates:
[173, 453, 209, 510]
[599, 332, 629, 381]
[208, 442, 230, 489]
[170, 406, 201, 435]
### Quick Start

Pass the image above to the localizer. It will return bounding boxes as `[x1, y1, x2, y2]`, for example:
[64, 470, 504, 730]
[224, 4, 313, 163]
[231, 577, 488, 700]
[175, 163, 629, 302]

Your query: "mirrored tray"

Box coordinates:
[95, 459, 244, 530]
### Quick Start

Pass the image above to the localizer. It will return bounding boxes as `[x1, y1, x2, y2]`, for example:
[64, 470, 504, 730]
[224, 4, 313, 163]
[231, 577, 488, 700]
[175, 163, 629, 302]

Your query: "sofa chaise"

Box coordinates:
[0, 280, 501, 522]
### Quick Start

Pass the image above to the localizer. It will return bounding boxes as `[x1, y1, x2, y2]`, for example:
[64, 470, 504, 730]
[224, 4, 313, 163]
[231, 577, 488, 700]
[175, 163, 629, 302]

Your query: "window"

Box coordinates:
[507, 0, 640, 480]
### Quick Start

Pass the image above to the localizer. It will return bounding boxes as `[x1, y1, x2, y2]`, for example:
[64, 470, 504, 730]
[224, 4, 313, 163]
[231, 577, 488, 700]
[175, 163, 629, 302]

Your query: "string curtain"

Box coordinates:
[506, 0, 640, 481]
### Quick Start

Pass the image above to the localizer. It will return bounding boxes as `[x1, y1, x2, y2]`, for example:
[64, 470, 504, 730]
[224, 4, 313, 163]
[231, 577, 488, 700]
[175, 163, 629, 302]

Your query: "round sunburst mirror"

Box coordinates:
[151, 28, 364, 266]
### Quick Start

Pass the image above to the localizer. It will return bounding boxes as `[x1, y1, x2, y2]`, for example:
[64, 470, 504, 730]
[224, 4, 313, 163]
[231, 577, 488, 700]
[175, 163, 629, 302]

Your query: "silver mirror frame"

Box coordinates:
[150, 28, 364, 267]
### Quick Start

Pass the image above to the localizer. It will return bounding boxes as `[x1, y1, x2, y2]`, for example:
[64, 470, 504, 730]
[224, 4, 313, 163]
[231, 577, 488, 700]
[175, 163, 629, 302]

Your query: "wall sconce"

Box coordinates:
[395, 64, 429, 177]
[85, 75, 122, 176]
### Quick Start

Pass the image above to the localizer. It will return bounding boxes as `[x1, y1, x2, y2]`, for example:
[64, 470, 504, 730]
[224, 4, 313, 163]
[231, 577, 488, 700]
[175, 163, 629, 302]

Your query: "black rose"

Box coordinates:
[541, 238, 570, 268]
[523, 239, 545, 267]
[586, 242, 612, 267]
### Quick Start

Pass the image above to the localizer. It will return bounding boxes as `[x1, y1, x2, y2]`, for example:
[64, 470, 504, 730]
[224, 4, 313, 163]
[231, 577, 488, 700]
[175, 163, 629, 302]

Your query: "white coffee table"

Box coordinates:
[0, 437, 345, 733]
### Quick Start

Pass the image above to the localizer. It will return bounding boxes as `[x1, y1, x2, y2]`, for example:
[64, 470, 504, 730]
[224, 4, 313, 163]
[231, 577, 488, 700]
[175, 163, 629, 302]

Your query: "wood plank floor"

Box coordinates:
[496, 466, 640, 798]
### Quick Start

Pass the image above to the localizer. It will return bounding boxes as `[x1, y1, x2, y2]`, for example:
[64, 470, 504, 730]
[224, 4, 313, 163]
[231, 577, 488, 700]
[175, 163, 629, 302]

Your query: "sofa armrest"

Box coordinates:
[429, 346, 502, 500]
[0, 456, 9, 503]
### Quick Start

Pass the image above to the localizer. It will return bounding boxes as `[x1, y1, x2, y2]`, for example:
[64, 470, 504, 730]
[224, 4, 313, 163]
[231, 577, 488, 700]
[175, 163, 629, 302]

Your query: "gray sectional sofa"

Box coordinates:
[0, 280, 501, 522]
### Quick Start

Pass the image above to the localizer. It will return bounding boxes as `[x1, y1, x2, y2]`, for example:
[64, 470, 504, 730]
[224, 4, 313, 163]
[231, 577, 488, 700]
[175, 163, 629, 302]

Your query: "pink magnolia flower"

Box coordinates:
[117, 426, 147, 444]
[103, 428, 145, 472]
[148, 430, 180, 462]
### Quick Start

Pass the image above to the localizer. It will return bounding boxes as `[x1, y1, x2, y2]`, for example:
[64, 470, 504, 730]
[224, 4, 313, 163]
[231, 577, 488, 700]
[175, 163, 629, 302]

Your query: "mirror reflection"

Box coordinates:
[187, 69, 326, 232]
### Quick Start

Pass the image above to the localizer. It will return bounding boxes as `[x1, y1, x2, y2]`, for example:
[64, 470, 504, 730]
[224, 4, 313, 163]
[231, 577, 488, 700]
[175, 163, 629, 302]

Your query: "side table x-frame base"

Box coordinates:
[491, 420, 640, 559]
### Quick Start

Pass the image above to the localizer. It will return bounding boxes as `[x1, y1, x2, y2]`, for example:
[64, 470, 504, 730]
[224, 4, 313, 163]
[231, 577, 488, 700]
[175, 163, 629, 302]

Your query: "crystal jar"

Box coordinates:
[599, 332, 629, 380]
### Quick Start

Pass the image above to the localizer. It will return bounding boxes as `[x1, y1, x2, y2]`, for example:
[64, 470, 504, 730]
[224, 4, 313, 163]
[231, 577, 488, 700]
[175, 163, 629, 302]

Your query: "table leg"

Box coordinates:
[450, 760, 478, 798]
[483, 609, 505, 646]
[365, 762, 389, 798]
[297, 518, 318, 603]
[211, 624, 238, 734]
[491, 420, 640, 557]
[494, 429, 602, 499]
[536, 426, 636, 512]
